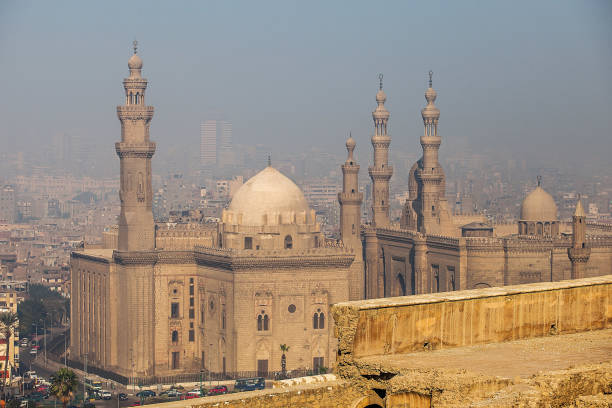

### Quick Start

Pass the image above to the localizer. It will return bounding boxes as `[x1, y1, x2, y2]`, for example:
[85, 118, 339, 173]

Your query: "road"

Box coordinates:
[19, 347, 147, 407]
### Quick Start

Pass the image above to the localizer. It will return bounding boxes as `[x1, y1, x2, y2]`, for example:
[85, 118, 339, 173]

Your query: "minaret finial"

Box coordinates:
[133, 39, 138, 54]
[428, 70, 433, 88]
[378, 73, 383, 90]
[537, 175, 542, 187]
[268, 154, 271, 167]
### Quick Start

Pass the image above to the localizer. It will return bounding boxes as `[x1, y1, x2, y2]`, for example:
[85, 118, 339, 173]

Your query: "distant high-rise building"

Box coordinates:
[200, 120, 217, 167]
[0, 185, 16, 223]
[218, 121, 233, 168]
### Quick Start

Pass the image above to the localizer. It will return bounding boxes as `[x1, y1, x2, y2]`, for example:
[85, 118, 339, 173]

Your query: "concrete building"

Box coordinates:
[0, 290, 20, 385]
[0, 185, 16, 224]
[200, 120, 217, 167]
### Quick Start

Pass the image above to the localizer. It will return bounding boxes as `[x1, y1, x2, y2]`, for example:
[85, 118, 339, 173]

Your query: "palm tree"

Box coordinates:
[279, 344, 290, 378]
[0, 311, 18, 399]
[50, 368, 78, 408]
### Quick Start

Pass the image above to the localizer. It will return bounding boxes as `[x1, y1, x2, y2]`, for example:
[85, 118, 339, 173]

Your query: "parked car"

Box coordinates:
[100, 390, 112, 400]
[187, 389, 203, 397]
[136, 389, 156, 398]
[161, 389, 180, 398]
[207, 385, 228, 396]
[118, 393, 128, 401]
[29, 348, 37, 355]
[234, 377, 265, 392]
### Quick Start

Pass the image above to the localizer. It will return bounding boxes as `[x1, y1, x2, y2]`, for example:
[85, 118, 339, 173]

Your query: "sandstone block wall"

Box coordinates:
[333, 275, 612, 360]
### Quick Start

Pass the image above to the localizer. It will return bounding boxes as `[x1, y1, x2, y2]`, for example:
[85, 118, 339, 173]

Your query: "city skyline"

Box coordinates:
[1, 1, 611, 174]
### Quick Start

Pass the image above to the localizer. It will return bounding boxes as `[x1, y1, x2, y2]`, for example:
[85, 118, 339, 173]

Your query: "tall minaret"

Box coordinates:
[368, 74, 392, 227]
[116, 41, 156, 251]
[339, 134, 363, 250]
[568, 196, 590, 279]
[339, 134, 365, 299]
[415, 71, 444, 234]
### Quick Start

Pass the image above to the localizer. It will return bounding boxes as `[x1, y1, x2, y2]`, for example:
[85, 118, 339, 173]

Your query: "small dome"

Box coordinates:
[128, 53, 143, 70]
[228, 166, 310, 226]
[425, 87, 437, 103]
[346, 135, 356, 150]
[376, 89, 386, 103]
[520, 186, 558, 221]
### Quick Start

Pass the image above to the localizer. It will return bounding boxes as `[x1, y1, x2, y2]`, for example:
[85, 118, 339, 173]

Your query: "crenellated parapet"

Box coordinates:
[193, 245, 355, 270]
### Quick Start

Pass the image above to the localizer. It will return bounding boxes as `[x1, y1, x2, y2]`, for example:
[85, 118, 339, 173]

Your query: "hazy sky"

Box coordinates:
[1, 0, 611, 169]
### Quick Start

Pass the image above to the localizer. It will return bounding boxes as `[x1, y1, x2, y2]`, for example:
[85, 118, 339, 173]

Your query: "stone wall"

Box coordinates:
[145, 381, 368, 408]
[332, 275, 611, 361]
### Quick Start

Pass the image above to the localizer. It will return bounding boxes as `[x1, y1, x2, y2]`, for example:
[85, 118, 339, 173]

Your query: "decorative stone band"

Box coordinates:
[341, 164, 360, 172]
[115, 142, 156, 158]
[568, 247, 591, 263]
[338, 192, 363, 205]
[117, 106, 154, 121]
[122, 78, 148, 88]
[368, 166, 393, 178]
[420, 136, 441, 146]
[113, 250, 158, 265]
[194, 245, 355, 270]
[71, 251, 111, 264]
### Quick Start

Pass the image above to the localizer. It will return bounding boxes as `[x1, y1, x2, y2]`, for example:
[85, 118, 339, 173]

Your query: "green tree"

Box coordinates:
[0, 311, 19, 399]
[50, 368, 78, 408]
[279, 344, 290, 378]
[17, 298, 46, 337]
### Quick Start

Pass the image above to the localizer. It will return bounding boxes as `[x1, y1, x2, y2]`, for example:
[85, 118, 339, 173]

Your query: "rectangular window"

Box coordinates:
[431, 265, 440, 292]
[189, 308, 195, 319]
[171, 352, 180, 369]
[313, 357, 324, 373]
[257, 359, 268, 377]
[201, 305, 205, 324]
[170, 302, 180, 318]
[189, 285, 194, 296]
[244, 237, 253, 249]
[188, 330, 194, 342]
[190, 297, 194, 307]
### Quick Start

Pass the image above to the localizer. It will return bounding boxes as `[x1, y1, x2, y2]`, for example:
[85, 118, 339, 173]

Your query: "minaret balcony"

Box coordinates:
[115, 142, 156, 158]
[117, 106, 154, 121]
[338, 192, 363, 204]
[368, 166, 393, 178]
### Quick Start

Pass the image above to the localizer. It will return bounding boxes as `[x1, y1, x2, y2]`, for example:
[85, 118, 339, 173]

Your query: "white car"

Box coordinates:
[101, 390, 112, 400]
[187, 389, 203, 397]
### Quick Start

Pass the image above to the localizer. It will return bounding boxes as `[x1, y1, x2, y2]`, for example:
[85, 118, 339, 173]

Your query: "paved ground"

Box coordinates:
[358, 328, 612, 378]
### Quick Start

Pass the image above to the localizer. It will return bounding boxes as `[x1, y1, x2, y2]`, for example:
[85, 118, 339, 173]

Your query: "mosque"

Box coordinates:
[70, 47, 612, 380]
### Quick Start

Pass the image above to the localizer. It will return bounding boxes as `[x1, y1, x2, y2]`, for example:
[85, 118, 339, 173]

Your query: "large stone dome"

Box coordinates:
[520, 186, 558, 221]
[227, 166, 310, 226]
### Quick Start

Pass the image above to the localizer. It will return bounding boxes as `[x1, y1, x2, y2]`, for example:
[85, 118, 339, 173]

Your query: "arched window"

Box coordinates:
[171, 330, 178, 343]
[313, 309, 325, 329]
[284, 235, 293, 249]
[129, 92, 133, 104]
[258, 311, 269, 331]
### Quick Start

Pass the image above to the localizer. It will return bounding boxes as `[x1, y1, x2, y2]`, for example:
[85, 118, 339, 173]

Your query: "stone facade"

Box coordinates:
[361, 74, 612, 299]
[70, 49, 358, 379]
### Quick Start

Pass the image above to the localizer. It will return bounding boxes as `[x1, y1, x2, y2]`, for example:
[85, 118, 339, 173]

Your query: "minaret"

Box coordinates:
[415, 71, 443, 234]
[368, 74, 392, 227]
[339, 134, 365, 299]
[568, 196, 590, 279]
[339, 134, 363, 251]
[116, 41, 156, 251]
